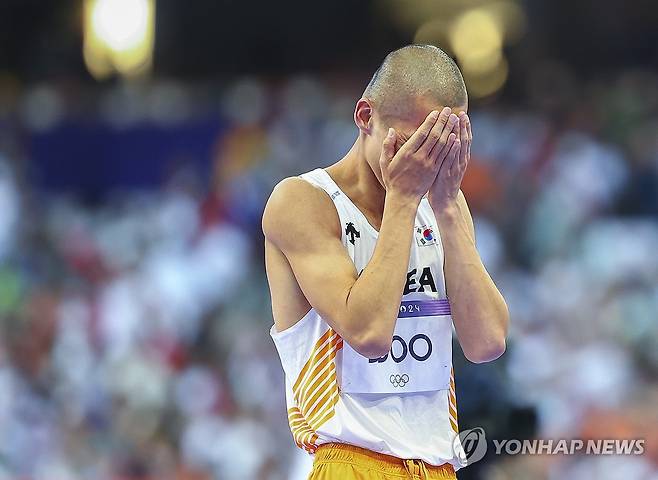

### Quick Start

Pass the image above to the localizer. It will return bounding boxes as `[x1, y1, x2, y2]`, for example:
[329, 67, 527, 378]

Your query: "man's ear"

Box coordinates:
[354, 98, 374, 135]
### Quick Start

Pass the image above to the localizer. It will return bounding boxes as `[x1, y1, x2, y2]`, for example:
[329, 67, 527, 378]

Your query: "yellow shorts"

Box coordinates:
[308, 443, 457, 480]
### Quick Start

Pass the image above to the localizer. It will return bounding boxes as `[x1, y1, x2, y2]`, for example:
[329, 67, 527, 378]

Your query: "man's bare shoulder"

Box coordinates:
[262, 176, 341, 249]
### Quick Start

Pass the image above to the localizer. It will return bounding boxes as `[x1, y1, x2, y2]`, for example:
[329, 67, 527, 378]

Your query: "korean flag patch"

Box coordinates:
[415, 225, 437, 246]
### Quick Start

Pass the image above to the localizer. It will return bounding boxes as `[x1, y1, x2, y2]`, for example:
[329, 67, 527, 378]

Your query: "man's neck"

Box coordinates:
[326, 138, 387, 224]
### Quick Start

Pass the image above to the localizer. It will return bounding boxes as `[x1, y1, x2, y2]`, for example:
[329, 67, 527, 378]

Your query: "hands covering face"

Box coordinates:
[379, 106, 471, 207]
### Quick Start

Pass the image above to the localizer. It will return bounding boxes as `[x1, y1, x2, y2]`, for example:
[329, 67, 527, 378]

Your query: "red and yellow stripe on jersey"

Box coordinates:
[287, 328, 343, 453]
[448, 367, 458, 433]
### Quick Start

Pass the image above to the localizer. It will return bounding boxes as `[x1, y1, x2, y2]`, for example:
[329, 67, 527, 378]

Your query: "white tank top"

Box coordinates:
[270, 168, 463, 469]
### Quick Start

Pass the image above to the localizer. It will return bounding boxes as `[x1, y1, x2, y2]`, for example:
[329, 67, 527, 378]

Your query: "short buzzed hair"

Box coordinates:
[363, 44, 467, 119]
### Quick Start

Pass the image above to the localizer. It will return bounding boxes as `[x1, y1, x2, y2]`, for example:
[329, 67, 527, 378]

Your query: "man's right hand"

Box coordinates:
[379, 107, 459, 202]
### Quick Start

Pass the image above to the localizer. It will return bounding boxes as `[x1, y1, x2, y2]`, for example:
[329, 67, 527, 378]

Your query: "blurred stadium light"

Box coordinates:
[404, 0, 526, 99]
[83, 0, 155, 79]
[449, 8, 507, 98]
[450, 9, 504, 75]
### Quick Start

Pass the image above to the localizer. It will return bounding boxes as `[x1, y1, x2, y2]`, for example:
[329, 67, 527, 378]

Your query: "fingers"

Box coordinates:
[454, 112, 472, 176]
[433, 113, 460, 155]
[459, 112, 472, 142]
[444, 137, 461, 176]
[404, 110, 440, 152]
[416, 107, 452, 154]
[434, 132, 456, 167]
[457, 112, 468, 170]
[459, 112, 468, 144]
[465, 113, 472, 158]
[429, 113, 459, 159]
[379, 128, 396, 169]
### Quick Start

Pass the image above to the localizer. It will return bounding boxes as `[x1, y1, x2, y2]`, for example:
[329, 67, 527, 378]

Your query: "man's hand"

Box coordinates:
[428, 111, 471, 212]
[381, 107, 458, 203]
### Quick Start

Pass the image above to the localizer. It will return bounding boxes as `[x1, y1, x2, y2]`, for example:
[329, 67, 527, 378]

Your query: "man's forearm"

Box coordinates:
[344, 192, 418, 357]
[434, 204, 508, 363]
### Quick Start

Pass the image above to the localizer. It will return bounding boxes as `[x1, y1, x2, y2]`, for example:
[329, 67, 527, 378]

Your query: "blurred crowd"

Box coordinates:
[0, 63, 657, 480]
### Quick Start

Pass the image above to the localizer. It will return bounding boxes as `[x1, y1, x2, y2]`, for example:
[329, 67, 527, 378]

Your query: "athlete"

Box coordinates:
[263, 45, 509, 479]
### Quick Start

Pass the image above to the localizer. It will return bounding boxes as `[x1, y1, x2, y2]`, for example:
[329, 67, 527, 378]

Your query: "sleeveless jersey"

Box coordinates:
[270, 168, 464, 469]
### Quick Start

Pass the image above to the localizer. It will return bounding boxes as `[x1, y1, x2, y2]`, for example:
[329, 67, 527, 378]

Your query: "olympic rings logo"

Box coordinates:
[389, 374, 410, 387]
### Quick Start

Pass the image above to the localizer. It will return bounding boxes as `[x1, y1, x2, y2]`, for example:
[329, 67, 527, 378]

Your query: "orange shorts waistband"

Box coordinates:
[314, 443, 456, 479]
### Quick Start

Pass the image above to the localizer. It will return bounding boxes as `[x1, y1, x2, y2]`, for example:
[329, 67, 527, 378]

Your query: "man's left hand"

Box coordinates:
[428, 111, 471, 213]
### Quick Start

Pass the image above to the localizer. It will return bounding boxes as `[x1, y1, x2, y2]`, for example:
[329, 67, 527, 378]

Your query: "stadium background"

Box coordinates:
[0, 0, 657, 478]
